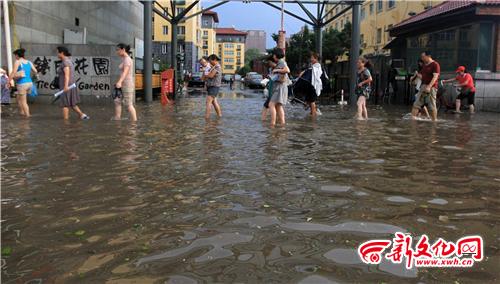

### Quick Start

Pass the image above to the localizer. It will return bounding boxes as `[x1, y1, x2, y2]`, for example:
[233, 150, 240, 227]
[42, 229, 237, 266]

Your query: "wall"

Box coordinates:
[244, 30, 266, 52]
[22, 44, 123, 102]
[2, 1, 143, 70]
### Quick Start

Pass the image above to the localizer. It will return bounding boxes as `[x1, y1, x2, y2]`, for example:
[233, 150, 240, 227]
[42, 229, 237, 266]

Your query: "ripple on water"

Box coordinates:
[137, 232, 253, 265]
[386, 196, 415, 203]
[323, 248, 361, 265]
[427, 198, 448, 205]
[281, 221, 406, 235]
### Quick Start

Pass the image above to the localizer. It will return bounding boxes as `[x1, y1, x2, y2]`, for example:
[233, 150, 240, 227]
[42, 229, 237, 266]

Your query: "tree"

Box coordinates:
[237, 65, 251, 76]
[245, 48, 262, 67]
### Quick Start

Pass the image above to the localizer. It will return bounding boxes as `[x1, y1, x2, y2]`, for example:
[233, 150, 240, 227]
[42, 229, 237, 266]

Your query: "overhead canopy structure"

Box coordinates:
[141, 0, 362, 104]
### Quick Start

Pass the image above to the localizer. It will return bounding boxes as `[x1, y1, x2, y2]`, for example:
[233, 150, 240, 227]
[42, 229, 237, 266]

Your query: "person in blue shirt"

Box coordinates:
[8, 48, 38, 117]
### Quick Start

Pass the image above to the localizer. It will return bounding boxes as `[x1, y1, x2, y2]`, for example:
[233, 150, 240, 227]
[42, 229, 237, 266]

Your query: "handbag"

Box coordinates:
[112, 88, 123, 99]
[51, 76, 60, 89]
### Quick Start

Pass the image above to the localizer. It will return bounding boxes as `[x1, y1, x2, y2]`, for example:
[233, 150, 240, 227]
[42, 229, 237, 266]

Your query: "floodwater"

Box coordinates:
[1, 87, 499, 283]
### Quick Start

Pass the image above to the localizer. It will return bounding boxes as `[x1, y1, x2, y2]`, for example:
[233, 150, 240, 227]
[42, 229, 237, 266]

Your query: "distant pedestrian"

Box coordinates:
[412, 51, 440, 121]
[269, 48, 290, 126]
[355, 57, 372, 120]
[8, 48, 38, 117]
[442, 66, 476, 114]
[1, 68, 11, 105]
[202, 54, 222, 119]
[113, 43, 137, 121]
[229, 75, 234, 90]
[56, 46, 89, 120]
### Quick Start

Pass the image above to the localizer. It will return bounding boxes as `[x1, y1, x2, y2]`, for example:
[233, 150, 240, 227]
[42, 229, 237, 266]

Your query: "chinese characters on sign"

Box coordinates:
[31, 56, 111, 96]
[358, 233, 483, 268]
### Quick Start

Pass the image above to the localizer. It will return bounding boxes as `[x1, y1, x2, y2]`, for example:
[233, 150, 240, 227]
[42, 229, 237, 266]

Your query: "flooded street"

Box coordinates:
[1, 88, 499, 283]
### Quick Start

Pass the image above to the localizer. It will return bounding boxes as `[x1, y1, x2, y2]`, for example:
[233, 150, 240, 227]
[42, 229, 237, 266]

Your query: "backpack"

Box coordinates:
[320, 66, 331, 93]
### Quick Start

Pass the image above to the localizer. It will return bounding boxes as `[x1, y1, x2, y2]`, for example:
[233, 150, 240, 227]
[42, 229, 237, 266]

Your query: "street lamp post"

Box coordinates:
[349, 1, 361, 105]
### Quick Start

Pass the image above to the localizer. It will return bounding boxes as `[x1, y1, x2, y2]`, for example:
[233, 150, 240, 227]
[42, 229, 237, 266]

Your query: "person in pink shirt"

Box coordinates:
[114, 43, 137, 121]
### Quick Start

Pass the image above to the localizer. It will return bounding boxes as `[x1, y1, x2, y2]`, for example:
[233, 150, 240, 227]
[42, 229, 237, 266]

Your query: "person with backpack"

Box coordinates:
[304, 52, 329, 117]
[8, 48, 38, 117]
[442, 66, 476, 114]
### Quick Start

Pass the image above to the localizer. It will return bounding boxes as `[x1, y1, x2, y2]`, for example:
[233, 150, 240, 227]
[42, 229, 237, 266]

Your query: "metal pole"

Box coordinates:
[171, 21, 178, 95]
[143, 0, 153, 103]
[3, 0, 13, 75]
[170, 1, 177, 96]
[316, 1, 322, 59]
[349, 1, 361, 105]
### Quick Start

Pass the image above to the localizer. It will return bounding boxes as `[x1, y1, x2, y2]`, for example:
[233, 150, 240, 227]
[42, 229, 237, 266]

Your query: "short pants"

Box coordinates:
[413, 84, 437, 111]
[16, 82, 32, 95]
[456, 89, 475, 106]
[207, 86, 220, 97]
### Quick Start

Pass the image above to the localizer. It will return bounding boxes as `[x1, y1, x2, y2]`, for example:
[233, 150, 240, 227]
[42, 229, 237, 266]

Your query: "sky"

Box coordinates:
[203, 1, 315, 49]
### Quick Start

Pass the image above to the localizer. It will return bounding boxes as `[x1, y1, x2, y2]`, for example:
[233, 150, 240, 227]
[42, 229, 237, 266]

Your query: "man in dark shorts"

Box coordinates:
[442, 66, 476, 114]
[411, 51, 440, 121]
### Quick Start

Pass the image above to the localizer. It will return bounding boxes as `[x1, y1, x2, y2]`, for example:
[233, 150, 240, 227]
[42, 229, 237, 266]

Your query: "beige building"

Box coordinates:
[201, 10, 219, 58]
[325, 1, 443, 57]
[152, 0, 203, 72]
[215, 28, 247, 75]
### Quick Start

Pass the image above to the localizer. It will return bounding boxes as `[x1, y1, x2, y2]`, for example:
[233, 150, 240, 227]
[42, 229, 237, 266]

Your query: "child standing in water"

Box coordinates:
[355, 57, 373, 120]
[261, 59, 277, 121]
[202, 54, 222, 119]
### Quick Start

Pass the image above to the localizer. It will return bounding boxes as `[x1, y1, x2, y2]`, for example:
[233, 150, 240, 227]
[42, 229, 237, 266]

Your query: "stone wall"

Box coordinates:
[1, 1, 143, 67]
[22, 43, 124, 103]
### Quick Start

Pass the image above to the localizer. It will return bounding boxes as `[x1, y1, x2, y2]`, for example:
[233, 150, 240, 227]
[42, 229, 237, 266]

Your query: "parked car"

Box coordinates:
[188, 72, 205, 88]
[234, 74, 242, 81]
[245, 74, 264, 89]
[223, 74, 233, 84]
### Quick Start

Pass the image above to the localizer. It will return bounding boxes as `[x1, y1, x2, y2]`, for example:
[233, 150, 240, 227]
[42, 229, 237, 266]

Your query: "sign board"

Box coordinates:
[135, 38, 144, 59]
[30, 56, 111, 96]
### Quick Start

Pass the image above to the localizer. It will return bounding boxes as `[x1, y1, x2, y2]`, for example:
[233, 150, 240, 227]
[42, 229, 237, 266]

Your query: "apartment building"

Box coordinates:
[215, 28, 247, 75]
[201, 10, 219, 58]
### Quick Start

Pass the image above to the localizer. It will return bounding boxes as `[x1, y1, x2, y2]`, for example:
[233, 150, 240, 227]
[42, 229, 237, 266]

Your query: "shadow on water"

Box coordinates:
[1, 89, 500, 283]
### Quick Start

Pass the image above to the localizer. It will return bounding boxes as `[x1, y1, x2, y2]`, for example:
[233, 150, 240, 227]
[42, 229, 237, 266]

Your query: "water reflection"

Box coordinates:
[1, 94, 499, 283]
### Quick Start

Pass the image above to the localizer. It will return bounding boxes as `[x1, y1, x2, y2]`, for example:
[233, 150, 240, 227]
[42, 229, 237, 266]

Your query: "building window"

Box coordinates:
[176, 8, 185, 15]
[203, 50, 208, 56]
[387, 24, 393, 41]
[361, 7, 366, 20]
[224, 65, 234, 70]
[224, 58, 234, 63]
[335, 22, 338, 30]
[203, 30, 208, 36]
[341, 20, 344, 27]
[377, 0, 383, 12]
[376, 28, 382, 44]
[369, 3, 374, 14]
[387, 0, 396, 9]
[161, 44, 167, 54]
[224, 50, 234, 56]
[177, 26, 186, 35]
[163, 25, 168, 35]
[224, 43, 234, 49]
[163, 8, 168, 17]
[336, 7, 339, 14]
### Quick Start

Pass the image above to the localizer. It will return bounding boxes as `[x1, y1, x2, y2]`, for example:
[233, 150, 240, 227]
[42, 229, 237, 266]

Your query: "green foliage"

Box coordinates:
[270, 24, 354, 74]
[245, 48, 262, 66]
[237, 65, 251, 76]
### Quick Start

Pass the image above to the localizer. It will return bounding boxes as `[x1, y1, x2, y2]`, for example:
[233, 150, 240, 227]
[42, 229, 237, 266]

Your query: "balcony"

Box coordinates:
[202, 45, 209, 49]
